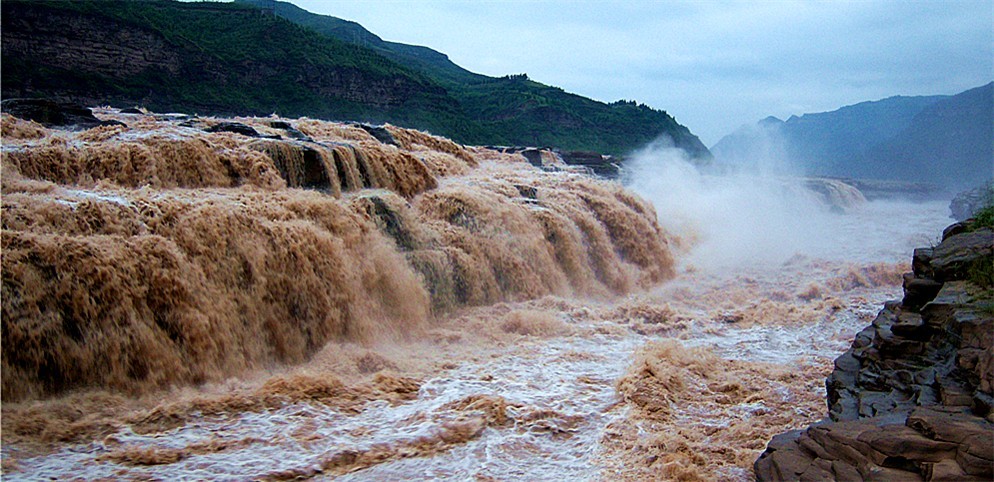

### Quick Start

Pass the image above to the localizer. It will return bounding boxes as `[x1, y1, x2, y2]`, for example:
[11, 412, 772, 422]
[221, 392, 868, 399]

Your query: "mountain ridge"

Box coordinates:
[1, 0, 710, 158]
[711, 84, 992, 190]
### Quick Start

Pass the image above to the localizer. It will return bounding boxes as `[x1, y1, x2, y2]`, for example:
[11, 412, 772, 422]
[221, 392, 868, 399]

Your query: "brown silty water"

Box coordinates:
[0, 110, 952, 480]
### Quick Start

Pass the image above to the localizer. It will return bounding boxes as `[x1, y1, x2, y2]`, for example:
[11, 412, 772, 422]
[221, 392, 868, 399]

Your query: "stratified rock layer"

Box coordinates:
[755, 225, 993, 481]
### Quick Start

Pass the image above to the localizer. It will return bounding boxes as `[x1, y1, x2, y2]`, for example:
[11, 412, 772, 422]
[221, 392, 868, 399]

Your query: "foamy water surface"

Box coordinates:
[2, 199, 953, 480]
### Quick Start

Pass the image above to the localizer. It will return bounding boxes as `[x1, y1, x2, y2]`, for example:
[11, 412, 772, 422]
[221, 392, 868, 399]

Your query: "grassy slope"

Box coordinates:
[3, 0, 709, 156]
[2, 0, 477, 137]
[239, 0, 710, 157]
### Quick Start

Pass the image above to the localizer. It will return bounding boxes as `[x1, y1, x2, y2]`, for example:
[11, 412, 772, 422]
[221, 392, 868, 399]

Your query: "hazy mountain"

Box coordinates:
[1, 0, 709, 158]
[855, 83, 993, 190]
[711, 84, 993, 190]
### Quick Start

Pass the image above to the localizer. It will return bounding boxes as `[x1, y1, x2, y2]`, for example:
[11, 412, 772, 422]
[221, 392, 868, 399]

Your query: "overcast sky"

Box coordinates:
[292, 0, 992, 146]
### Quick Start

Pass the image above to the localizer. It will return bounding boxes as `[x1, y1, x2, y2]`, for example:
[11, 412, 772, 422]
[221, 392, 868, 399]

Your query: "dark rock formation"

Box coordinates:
[247, 139, 333, 191]
[269, 120, 311, 141]
[557, 150, 620, 178]
[354, 123, 397, 146]
[756, 223, 994, 481]
[519, 148, 545, 167]
[205, 121, 265, 137]
[951, 183, 994, 222]
[353, 194, 418, 252]
[1, 98, 123, 130]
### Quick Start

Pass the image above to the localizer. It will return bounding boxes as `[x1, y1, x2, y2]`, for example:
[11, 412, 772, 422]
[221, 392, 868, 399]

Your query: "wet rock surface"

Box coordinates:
[354, 123, 397, 146]
[756, 222, 994, 481]
[1, 98, 124, 130]
[557, 150, 620, 178]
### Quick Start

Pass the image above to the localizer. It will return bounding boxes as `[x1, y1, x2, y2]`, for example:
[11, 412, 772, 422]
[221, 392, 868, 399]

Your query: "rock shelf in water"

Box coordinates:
[755, 221, 994, 481]
[0, 108, 675, 402]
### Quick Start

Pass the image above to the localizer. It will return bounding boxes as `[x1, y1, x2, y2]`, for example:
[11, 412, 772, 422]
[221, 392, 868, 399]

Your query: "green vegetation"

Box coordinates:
[970, 204, 994, 231]
[1, 0, 709, 157]
[238, 0, 710, 157]
[3, 0, 485, 137]
[967, 255, 994, 290]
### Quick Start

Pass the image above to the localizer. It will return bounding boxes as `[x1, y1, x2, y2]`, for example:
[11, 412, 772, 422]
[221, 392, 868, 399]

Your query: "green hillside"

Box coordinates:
[2, 0, 709, 157]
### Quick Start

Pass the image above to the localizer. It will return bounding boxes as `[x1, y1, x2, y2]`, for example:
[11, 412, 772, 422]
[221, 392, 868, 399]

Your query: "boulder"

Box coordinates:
[269, 120, 311, 141]
[355, 123, 397, 146]
[205, 121, 265, 137]
[928, 229, 993, 283]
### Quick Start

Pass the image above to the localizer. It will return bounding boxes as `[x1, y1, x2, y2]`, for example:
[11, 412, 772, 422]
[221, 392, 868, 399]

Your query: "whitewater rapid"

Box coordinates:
[2, 198, 953, 480]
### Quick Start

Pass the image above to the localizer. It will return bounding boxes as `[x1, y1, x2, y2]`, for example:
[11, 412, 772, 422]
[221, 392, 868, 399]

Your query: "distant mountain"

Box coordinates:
[712, 84, 992, 190]
[855, 83, 993, 190]
[1, 0, 710, 158]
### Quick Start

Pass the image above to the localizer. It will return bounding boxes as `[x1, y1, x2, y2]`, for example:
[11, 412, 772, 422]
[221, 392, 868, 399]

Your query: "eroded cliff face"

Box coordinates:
[755, 221, 994, 481]
[1, 2, 444, 114]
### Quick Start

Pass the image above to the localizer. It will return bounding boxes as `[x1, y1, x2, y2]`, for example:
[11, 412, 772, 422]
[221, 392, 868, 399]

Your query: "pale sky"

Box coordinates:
[292, 0, 993, 146]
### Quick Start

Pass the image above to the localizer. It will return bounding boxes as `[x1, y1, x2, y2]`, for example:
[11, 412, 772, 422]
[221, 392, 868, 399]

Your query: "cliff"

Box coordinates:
[755, 215, 994, 480]
[0, 0, 710, 158]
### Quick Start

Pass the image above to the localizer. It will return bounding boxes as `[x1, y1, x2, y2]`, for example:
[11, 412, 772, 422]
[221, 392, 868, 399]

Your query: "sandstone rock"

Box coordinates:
[857, 424, 957, 462]
[921, 281, 972, 328]
[248, 139, 332, 191]
[757, 220, 994, 481]
[863, 466, 922, 481]
[514, 184, 538, 200]
[354, 194, 418, 252]
[519, 148, 545, 167]
[928, 229, 994, 283]
[902, 273, 943, 312]
[942, 221, 970, 241]
[890, 310, 930, 340]
[913, 248, 934, 278]
[923, 459, 985, 482]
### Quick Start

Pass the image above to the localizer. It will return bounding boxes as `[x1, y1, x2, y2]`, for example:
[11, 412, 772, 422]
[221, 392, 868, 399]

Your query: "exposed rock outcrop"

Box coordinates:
[1, 98, 123, 130]
[557, 150, 621, 178]
[951, 183, 994, 222]
[755, 222, 994, 481]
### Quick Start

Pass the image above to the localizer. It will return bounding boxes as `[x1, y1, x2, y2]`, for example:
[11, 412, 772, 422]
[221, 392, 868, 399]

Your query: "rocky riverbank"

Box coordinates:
[755, 218, 993, 480]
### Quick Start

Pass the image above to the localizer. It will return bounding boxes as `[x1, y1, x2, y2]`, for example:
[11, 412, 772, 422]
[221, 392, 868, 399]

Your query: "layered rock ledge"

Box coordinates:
[755, 222, 993, 481]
